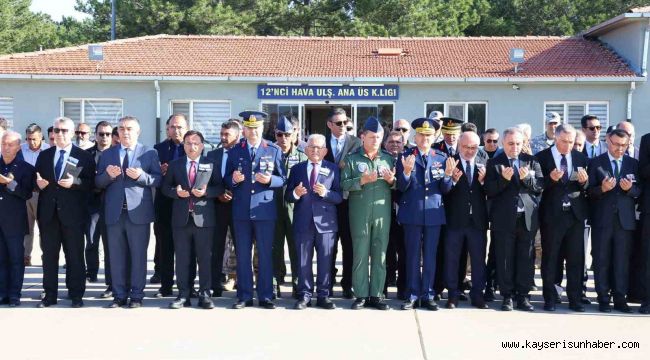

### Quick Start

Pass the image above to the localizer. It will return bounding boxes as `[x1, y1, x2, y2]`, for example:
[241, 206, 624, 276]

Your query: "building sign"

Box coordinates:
[257, 84, 399, 100]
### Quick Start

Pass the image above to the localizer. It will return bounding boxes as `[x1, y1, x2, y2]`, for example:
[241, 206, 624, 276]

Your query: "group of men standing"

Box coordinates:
[0, 108, 649, 314]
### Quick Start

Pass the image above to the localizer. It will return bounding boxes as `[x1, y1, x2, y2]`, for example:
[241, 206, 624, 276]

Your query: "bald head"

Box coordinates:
[459, 131, 480, 161]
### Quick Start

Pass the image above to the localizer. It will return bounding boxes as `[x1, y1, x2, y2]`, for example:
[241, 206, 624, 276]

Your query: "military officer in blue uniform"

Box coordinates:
[0, 131, 35, 307]
[396, 118, 454, 310]
[225, 111, 286, 309]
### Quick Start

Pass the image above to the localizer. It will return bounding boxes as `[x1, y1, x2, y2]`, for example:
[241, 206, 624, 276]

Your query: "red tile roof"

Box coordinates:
[0, 34, 637, 78]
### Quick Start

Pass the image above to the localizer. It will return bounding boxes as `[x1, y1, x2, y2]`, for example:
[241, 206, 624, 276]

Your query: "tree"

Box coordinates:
[0, 0, 60, 54]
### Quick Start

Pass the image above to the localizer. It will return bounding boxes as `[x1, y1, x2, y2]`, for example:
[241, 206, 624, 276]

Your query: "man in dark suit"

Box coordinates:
[537, 124, 590, 312]
[35, 117, 95, 308]
[162, 130, 222, 309]
[324, 107, 361, 298]
[444, 131, 489, 309]
[0, 131, 35, 307]
[638, 131, 650, 314]
[225, 111, 286, 309]
[152, 114, 188, 297]
[588, 128, 640, 313]
[581, 115, 607, 159]
[485, 127, 543, 312]
[95, 116, 162, 309]
[206, 120, 241, 296]
[286, 134, 342, 309]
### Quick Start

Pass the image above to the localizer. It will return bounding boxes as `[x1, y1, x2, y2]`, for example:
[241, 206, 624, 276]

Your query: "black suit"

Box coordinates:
[587, 152, 640, 304]
[443, 155, 488, 301]
[206, 147, 235, 293]
[35, 145, 95, 301]
[84, 144, 111, 286]
[638, 134, 650, 307]
[537, 148, 588, 304]
[485, 152, 543, 299]
[324, 133, 361, 293]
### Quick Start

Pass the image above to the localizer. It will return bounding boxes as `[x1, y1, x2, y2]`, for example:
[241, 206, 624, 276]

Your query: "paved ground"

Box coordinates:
[2, 237, 649, 359]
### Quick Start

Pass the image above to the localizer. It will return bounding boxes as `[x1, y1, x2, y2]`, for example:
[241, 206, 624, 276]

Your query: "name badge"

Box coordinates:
[357, 163, 368, 173]
[67, 156, 79, 166]
[626, 174, 636, 182]
[198, 164, 212, 171]
[319, 167, 331, 177]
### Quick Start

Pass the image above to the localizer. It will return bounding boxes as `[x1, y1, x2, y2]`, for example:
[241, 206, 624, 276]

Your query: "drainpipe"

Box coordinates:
[627, 81, 635, 121]
[155, 80, 161, 143]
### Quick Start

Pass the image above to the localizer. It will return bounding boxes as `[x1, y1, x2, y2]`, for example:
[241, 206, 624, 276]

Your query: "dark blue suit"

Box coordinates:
[225, 139, 286, 302]
[285, 160, 342, 300]
[587, 152, 640, 305]
[0, 157, 34, 302]
[95, 143, 162, 301]
[396, 147, 452, 301]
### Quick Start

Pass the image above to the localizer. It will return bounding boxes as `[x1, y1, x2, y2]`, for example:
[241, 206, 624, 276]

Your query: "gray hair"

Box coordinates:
[393, 119, 410, 128]
[575, 129, 586, 141]
[1, 129, 22, 144]
[555, 123, 576, 138]
[307, 134, 326, 146]
[53, 117, 75, 130]
[515, 123, 532, 138]
[503, 127, 524, 139]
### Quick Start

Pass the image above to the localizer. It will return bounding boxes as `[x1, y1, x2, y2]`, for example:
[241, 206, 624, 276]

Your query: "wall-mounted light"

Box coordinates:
[512, 84, 520, 90]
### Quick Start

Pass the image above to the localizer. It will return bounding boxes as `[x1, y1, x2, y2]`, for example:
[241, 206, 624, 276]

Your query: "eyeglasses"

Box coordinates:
[395, 128, 409, 133]
[485, 139, 499, 144]
[97, 132, 112, 137]
[346, 127, 353, 131]
[331, 121, 346, 127]
[275, 132, 291, 138]
[586, 126, 602, 131]
[75, 131, 89, 135]
[306, 145, 325, 151]
[184, 142, 203, 147]
[53, 128, 69, 134]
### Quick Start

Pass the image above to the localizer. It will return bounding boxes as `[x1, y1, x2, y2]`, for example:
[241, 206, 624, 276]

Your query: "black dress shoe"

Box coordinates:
[211, 288, 223, 298]
[316, 297, 335, 310]
[37, 299, 57, 308]
[259, 300, 276, 309]
[543, 301, 556, 311]
[292, 287, 300, 300]
[71, 299, 84, 308]
[458, 293, 468, 301]
[149, 273, 161, 284]
[638, 304, 650, 314]
[516, 297, 534, 312]
[99, 287, 113, 299]
[483, 289, 495, 302]
[0, 297, 9, 305]
[128, 299, 143, 308]
[190, 289, 200, 299]
[422, 299, 439, 311]
[614, 302, 633, 314]
[580, 296, 592, 305]
[198, 297, 214, 310]
[351, 297, 366, 310]
[294, 299, 310, 310]
[368, 297, 390, 310]
[169, 297, 191, 309]
[8, 299, 20, 307]
[446, 298, 458, 309]
[342, 288, 354, 300]
[530, 285, 538, 291]
[154, 289, 173, 298]
[501, 297, 513, 311]
[401, 299, 418, 310]
[598, 302, 612, 313]
[471, 298, 489, 309]
[569, 302, 585, 312]
[232, 299, 254, 309]
[433, 294, 441, 301]
[107, 298, 127, 308]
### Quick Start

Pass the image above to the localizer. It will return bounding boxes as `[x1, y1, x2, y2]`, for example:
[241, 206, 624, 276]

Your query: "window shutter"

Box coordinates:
[63, 100, 82, 124]
[84, 100, 123, 130]
[0, 98, 14, 127]
[191, 102, 230, 145]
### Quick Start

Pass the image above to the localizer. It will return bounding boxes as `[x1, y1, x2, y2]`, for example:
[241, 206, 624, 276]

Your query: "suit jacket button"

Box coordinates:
[251, 190, 255, 194]
[425, 196, 428, 199]
[425, 188, 429, 191]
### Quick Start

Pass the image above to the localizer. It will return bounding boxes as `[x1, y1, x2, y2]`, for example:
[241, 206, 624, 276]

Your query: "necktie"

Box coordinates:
[122, 148, 130, 175]
[613, 160, 620, 179]
[560, 154, 569, 183]
[310, 163, 318, 189]
[188, 161, 197, 212]
[421, 154, 428, 167]
[335, 139, 343, 161]
[590, 145, 595, 159]
[172, 144, 181, 160]
[54, 149, 65, 180]
[250, 146, 256, 160]
[510, 158, 524, 209]
[465, 160, 472, 185]
[449, 147, 455, 156]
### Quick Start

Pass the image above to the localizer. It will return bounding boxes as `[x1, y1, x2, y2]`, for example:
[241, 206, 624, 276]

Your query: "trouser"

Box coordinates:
[273, 205, 298, 288]
[40, 212, 86, 300]
[173, 216, 213, 299]
[153, 214, 175, 292]
[23, 192, 39, 257]
[233, 219, 275, 301]
[0, 229, 25, 300]
[485, 231, 497, 291]
[385, 209, 406, 297]
[107, 212, 150, 301]
[493, 215, 535, 299]
[445, 226, 487, 300]
[296, 221, 336, 300]
[331, 200, 353, 292]
[403, 225, 441, 301]
[592, 219, 633, 304]
[85, 212, 101, 278]
[541, 214, 585, 304]
[212, 201, 234, 291]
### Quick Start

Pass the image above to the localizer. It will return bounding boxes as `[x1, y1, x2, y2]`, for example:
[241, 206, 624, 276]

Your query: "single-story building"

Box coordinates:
[1, 7, 649, 146]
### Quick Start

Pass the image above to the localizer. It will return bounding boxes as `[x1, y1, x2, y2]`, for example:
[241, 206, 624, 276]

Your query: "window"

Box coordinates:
[171, 100, 231, 145]
[544, 102, 609, 139]
[61, 99, 123, 133]
[425, 102, 487, 134]
[0, 98, 14, 127]
[262, 103, 300, 140]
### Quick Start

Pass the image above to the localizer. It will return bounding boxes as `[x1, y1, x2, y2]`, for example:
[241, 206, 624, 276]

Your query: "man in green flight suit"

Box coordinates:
[341, 116, 396, 310]
[273, 115, 307, 299]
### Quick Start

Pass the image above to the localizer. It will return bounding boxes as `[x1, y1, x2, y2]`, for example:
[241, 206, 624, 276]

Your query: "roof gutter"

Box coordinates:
[154, 80, 161, 143]
[627, 81, 635, 120]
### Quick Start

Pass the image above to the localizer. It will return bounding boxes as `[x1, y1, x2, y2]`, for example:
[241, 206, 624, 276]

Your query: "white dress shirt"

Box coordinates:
[551, 146, 573, 178]
[20, 142, 50, 166]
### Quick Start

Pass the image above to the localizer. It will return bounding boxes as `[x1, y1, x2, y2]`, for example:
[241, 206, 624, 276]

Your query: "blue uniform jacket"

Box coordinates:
[396, 147, 452, 226]
[0, 158, 34, 237]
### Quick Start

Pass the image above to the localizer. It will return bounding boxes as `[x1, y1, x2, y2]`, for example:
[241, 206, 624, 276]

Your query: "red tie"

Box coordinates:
[310, 163, 318, 189]
[189, 161, 196, 211]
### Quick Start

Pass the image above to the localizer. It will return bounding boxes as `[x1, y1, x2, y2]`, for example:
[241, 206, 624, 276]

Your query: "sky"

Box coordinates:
[30, 0, 90, 21]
